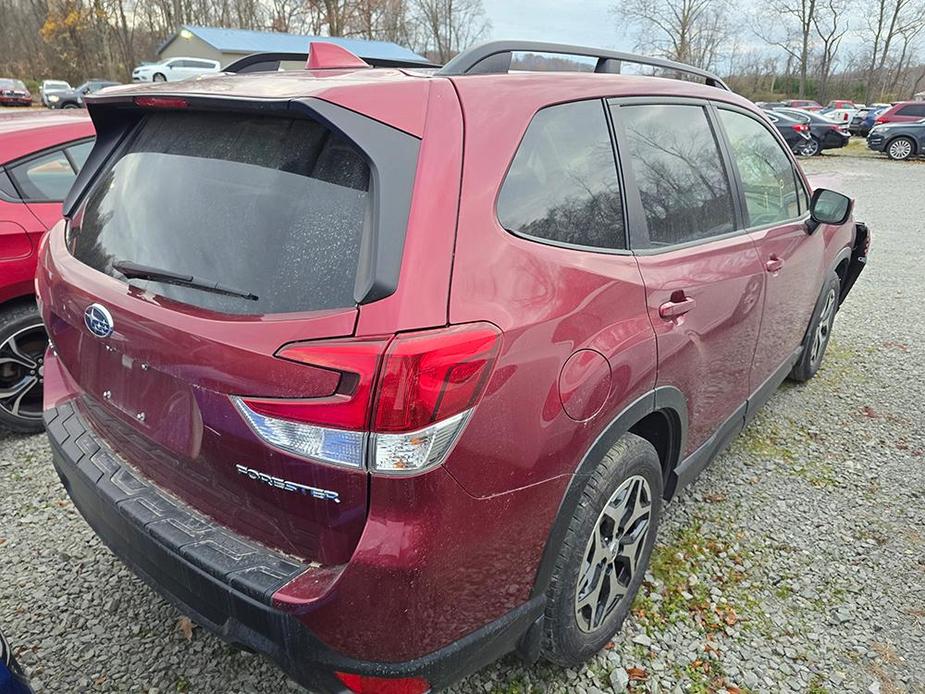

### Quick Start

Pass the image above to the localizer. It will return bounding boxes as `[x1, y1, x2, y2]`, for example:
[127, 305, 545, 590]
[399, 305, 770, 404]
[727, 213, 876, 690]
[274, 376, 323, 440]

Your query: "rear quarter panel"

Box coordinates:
[446, 76, 658, 499]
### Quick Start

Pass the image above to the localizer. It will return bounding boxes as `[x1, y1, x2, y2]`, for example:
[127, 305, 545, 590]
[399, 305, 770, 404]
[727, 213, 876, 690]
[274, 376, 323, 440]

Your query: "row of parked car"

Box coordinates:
[1, 58, 223, 110]
[756, 98, 925, 160]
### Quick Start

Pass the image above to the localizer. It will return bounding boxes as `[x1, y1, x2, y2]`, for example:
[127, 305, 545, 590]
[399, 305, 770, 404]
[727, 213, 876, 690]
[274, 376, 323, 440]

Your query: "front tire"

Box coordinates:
[789, 273, 840, 383]
[886, 136, 915, 160]
[0, 301, 47, 433]
[153, 73, 167, 82]
[541, 434, 662, 666]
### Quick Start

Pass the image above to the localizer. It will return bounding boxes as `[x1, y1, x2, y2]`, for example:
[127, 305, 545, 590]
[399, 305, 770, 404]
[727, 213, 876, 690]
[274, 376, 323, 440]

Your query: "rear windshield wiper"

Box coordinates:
[112, 260, 258, 301]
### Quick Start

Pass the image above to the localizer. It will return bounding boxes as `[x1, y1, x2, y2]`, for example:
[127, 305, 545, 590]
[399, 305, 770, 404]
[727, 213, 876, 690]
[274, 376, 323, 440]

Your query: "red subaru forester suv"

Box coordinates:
[38, 41, 868, 692]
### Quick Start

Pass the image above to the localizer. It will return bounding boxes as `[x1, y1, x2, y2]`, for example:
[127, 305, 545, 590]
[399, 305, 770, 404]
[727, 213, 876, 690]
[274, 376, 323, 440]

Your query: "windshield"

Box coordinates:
[0, 79, 26, 90]
[44, 81, 70, 89]
[69, 111, 372, 316]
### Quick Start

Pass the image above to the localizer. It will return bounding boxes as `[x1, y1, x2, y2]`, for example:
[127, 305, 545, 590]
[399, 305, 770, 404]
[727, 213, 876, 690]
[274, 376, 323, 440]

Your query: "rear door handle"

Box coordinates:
[765, 256, 784, 273]
[659, 295, 696, 319]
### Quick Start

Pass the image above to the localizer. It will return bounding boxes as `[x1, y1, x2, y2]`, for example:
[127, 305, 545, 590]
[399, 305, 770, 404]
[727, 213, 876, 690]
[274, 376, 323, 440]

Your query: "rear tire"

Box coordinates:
[0, 301, 47, 433]
[798, 137, 820, 157]
[789, 273, 840, 383]
[886, 136, 915, 160]
[541, 434, 662, 666]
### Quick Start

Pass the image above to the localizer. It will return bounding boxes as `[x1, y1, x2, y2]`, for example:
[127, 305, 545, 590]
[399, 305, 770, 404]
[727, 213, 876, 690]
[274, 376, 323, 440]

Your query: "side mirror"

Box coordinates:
[806, 188, 853, 233]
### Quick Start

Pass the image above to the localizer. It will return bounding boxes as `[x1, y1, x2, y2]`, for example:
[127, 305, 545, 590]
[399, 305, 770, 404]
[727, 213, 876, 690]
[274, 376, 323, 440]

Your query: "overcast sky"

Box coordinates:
[482, 0, 632, 51]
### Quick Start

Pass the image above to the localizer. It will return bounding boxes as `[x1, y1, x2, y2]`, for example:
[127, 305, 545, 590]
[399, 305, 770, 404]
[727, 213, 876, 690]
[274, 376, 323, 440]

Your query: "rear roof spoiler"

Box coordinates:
[435, 40, 731, 91]
[224, 51, 439, 74]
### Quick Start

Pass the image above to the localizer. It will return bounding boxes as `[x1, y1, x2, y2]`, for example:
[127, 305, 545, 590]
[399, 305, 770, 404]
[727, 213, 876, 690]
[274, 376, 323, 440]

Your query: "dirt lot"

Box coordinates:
[1, 151, 923, 693]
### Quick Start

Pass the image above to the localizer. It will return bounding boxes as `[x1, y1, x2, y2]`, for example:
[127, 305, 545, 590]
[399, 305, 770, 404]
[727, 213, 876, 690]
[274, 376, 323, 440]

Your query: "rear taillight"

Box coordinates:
[875, 117, 886, 124]
[335, 672, 430, 694]
[792, 123, 809, 133]
[235, 323, 501, 475]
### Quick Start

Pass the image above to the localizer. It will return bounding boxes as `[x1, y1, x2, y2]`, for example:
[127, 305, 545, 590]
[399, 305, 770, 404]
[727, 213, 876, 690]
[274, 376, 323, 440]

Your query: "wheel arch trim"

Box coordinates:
[529, 385, 687, 602]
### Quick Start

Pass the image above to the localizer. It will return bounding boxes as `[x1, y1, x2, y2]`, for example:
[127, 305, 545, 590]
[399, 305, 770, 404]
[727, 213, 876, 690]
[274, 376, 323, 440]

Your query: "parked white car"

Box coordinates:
[822, 108, 854, 124]
[132, 58, 221, 83]
[40, 80, 71, 107]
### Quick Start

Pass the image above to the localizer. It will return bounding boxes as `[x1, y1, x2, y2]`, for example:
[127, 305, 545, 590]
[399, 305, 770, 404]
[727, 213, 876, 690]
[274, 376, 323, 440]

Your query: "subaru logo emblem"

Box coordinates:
[84, 304, 114, 338]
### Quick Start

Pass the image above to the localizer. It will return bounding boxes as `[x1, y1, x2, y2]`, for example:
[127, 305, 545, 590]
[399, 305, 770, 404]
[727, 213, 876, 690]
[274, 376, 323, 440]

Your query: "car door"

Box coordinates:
[164, 59, 186, 81]
[714, 106, 823, 398]
[610, 99, 765, 458]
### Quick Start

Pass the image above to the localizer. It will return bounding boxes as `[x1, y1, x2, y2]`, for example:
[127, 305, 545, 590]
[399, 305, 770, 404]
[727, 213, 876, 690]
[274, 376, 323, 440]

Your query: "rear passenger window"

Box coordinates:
[9, 150, 76, 202]
[718, 109, 801, 226]
[66, 141, 94, 171]
[896, 104, 925, 117]
[616, 103, 735, 247]
[497, 100, 624, 249]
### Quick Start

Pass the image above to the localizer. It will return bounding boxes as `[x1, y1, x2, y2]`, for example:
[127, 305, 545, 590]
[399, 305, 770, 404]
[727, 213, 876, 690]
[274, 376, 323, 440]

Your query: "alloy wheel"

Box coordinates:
[574, 475, 653, 633]
[799, 138, 819, 157]
[0, 323, 47, 424]
[810, 288, 837, 365]
[888, 139, 913, 160]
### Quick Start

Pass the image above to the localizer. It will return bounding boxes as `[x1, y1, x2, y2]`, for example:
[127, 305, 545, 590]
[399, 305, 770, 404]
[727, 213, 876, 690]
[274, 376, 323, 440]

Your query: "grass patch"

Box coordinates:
[808, 674, 830, 693]
[631, 520, 747, 633]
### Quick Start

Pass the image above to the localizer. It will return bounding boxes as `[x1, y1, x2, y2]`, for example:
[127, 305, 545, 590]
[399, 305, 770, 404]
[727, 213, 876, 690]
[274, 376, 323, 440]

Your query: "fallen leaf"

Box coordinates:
[604, 641, 615, 650]
[704, 492, 727, 503]
[626, 666, 648, 681]
[862, 406, 879, 418]
[177, 616, 195, 641]
[724, 608, 739, 626]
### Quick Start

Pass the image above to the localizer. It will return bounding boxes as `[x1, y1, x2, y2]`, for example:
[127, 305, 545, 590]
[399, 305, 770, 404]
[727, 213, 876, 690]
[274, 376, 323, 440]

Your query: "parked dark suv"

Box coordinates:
[45, 79, 119, 109]
[867, 118, 925, 160]
[38, 41, 869, 693]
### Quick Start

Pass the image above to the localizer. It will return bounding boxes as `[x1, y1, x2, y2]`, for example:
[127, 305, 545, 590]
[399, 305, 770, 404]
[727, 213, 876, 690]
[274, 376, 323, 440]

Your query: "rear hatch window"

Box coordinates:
[68, 111, 370, 315]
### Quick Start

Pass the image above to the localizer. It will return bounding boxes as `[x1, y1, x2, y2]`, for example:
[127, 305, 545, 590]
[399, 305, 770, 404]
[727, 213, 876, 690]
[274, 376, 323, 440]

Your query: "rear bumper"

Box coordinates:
[46, 401, 541, 692]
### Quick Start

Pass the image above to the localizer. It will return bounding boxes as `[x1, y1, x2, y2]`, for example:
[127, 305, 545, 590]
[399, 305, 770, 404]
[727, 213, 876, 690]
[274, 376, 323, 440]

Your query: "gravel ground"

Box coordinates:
[2, 152, 923, 693]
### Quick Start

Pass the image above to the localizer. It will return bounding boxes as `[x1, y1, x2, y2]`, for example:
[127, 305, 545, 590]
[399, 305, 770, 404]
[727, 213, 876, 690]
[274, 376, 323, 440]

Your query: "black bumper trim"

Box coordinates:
[46, 402, 543, 691]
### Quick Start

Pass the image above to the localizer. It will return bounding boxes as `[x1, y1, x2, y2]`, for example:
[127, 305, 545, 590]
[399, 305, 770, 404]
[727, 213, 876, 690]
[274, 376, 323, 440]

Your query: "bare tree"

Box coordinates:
[414, 0, 489, 63]
[615, 0, 733, 70]
[753, 0, 819, 97]
[812, 0, 849, 101]
[862, 0, 925, 102]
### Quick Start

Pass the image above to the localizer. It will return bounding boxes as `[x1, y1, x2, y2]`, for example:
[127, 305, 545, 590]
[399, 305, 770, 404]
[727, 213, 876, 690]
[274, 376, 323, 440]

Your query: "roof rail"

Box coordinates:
[435, 40, 730, 91]
[224, 51, 439, 74]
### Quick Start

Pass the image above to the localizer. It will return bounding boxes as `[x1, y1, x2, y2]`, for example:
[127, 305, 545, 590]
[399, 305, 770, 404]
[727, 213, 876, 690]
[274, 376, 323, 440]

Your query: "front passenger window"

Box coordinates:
[718, 110, 801, 226]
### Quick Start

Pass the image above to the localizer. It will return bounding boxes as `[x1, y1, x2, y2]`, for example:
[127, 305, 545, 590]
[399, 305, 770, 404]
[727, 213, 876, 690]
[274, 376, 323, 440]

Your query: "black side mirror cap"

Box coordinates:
[806, 188, 853, 233]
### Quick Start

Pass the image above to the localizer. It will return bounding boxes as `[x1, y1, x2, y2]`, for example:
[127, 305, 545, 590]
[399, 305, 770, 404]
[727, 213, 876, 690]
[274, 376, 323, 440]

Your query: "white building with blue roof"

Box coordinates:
[157, 25, 430, 68]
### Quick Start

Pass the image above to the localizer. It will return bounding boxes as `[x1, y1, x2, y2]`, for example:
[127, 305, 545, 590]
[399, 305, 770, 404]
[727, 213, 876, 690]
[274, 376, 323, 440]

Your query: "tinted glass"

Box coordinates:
[897, 104, 925, 117]
[497, 100, 624, 249]
[617, 103, 735, 247]
[719, 110, 801, 226]
[70, 111, 370, 315]
[0, 169, 19, 199]
[9, 150, 76, 201]
[66, 141, 94, 170]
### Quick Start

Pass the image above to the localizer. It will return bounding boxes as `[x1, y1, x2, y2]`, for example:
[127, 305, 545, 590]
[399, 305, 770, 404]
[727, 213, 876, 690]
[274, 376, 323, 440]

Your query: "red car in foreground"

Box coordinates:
[38, 41, 868, 692]
[1, 111, 94, 431]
